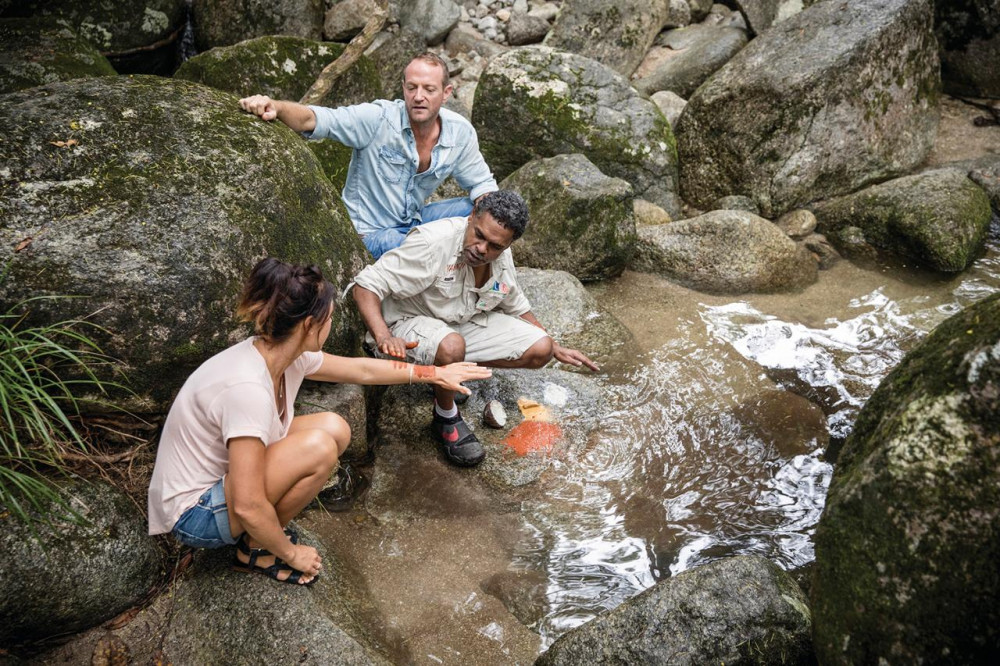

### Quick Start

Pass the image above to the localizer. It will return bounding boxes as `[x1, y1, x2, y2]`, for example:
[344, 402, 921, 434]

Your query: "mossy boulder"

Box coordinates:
[191, 0, 324, 51]
[935, 0, 1000, 97]
[0, 18, 117, 94]
[26, 524, 393, 664]
[2, 0, 186, 73]
[676, 0, 940, 218]
[502, 154, 637, 282]
[811, 293, 1000, 664]
[517, 268, 638, 370]
[536, 555, 814, 666]
[175, 35, 383, 190]
[544, 0, 669, 76]
[473, 46, 681, 216]
[812, 168, 992, 272]
[0, 480, 165, 645]
[634, 209, 818, 294]
[0, 76, 369, 413]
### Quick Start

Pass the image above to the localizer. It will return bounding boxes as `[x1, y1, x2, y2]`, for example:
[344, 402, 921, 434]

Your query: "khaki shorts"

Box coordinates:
[373, 312, 549, 366]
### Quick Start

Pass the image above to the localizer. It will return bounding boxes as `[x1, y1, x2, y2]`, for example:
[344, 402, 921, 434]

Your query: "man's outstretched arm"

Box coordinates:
[239, 95, 317, 133]
[519, 311, 600, 372]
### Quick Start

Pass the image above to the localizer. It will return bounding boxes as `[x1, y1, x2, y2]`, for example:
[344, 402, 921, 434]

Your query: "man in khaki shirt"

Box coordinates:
[352, 190, 598, 467]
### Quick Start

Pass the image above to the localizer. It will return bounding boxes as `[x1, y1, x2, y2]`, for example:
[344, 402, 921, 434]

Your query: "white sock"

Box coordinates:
[434, 401, 458, 419]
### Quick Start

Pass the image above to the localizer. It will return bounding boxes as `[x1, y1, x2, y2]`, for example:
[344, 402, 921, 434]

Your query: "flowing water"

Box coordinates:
[514, 220, 1000, 645]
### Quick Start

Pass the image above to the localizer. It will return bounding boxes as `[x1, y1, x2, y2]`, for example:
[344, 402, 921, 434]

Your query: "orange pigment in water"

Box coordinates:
[502, 421, 562, 456]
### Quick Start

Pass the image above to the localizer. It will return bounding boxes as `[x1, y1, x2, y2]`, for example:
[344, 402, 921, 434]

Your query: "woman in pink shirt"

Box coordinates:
[148, 258, 490, 585]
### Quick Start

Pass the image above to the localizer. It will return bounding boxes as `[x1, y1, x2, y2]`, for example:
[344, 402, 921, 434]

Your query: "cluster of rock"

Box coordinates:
[2, 0, 999, 663]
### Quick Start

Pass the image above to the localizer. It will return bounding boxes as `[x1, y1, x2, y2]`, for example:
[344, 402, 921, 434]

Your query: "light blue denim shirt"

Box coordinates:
[305, 99, 499, 236]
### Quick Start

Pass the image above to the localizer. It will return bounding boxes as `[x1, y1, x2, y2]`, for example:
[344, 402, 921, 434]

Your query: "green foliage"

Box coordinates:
[0, 297, 125, 524]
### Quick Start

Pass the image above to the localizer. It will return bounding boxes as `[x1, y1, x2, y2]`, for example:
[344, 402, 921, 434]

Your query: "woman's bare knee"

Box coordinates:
[299, 429, 340, 475]
[312, 411, 351, 455]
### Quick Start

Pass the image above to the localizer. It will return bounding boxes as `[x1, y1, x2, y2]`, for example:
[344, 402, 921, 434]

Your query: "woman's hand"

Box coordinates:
[285, 543, 322, 579]
[434, 362, 492, 394]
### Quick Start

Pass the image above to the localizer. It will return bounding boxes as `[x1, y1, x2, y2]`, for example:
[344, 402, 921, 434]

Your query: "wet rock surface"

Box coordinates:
[634, 209, 818, 294]
[0, 481, 164, 645]
[812, 293, 1000, 664]
[0, 76, 369, 413]
[474, 46, 681, 216]
[677, 0, 941, 218]
[372, 368, 608, 496]
[517, 267, 638, 369]
[536, 555, 814, 665]
[0, 18, 116, 94]
[503, 154, 637, 282]
[812, 168, 993, 272]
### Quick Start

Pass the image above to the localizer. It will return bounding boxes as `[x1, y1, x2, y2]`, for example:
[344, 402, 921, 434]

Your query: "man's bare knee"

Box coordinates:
[521, 336, 553, 369]
[434, 333, 466, 365]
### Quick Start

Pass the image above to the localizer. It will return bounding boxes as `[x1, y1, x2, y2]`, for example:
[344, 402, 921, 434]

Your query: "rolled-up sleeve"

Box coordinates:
[305, 103, 383, 148]
[452, 128, 498, 201]
[352, 230, 441, 301]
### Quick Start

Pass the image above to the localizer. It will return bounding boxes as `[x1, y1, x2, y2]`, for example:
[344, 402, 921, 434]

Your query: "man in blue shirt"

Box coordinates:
[239, 53, 499, 259]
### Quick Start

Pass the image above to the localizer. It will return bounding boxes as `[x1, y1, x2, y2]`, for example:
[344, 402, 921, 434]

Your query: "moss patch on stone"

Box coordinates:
[812, 293, 1000, 664]
[0, 18, 117, 93]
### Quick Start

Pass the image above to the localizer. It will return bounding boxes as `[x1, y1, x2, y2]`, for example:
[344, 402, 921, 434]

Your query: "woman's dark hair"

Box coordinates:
[237, 258, 334, 343]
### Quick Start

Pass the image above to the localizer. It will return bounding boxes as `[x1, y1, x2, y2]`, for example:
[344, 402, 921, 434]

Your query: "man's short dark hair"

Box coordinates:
[473, 190, 529, 240]
[404, 52, 450, 88]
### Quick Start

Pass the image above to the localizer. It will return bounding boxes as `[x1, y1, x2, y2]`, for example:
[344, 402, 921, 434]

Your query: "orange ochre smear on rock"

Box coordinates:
[502, 421, 562, 456]
[413, 365, 435, 379]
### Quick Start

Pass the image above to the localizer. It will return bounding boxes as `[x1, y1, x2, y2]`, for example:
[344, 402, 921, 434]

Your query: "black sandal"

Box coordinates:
[431, 412, 485, 467]
[231, 534, 317, 586]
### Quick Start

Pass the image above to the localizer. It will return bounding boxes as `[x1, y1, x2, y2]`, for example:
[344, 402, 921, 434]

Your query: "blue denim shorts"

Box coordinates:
[171, 478, 237, 549]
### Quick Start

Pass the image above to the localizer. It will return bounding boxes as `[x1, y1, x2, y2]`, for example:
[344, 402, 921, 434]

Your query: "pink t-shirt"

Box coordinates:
[147, 337, 324, 534]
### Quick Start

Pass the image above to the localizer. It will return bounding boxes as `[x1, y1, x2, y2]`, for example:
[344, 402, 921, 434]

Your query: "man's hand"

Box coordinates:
[553, 343, 600, 372]
[435, 362, 492, 394]
[377, 336, 417, 359]
[239, 94, 279, 121]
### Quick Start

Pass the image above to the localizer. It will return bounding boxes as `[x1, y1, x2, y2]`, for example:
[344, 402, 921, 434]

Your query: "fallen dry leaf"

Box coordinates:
[104, 606, 141, 631]
[91, 634, 129, 666]
[48, 139, 79, 148]
[14, 237, 32, 252]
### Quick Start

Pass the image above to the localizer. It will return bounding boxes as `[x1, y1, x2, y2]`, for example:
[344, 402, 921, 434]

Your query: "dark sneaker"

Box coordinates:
[431, 411, 485, 467]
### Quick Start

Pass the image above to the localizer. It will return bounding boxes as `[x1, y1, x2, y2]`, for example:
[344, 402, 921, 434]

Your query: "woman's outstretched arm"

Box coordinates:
[307, 354, 491, 394]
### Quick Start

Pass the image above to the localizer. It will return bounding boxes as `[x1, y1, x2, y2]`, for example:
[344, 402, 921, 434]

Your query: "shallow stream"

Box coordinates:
[518, 220, 1000, 644]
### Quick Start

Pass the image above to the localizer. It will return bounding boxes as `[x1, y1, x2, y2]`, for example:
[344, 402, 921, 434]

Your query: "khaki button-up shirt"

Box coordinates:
[352, 217, 532, 327]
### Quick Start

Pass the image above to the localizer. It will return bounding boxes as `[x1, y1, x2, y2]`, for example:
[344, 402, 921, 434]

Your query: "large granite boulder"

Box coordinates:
[502, 154, 637, 282]
[536, 555, 813, 665]
[732, 0, 782, 36]
[28, 524, 393, 664]
[2, 0, 186, 73]
[544, 0, 669, 76]
[175, 35, 382, 189]
[812, 293, 1000, 664]
[474, 46, 681, 216]
[372, 368, 607, 494]
[812, 168, 992, 272]
[0, 76, 369, 413]
[0, 18, 116, 94]
[676, 0, 941, 218]
[517, 268, 638, 370]
[633, 24, 748, 98]
[935, 0, 1000, 97]
[634, 210, 818, 294]
[398, 0, 461, 45]
[0, 480, 164, 645]
[191, 0, 324, 51]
